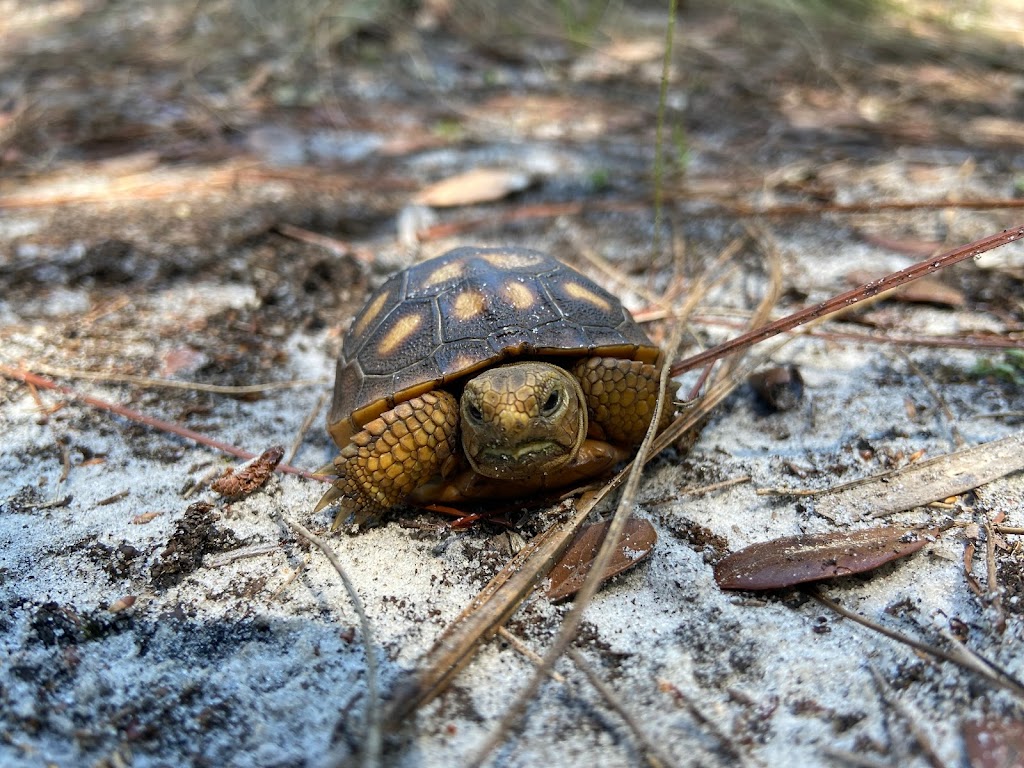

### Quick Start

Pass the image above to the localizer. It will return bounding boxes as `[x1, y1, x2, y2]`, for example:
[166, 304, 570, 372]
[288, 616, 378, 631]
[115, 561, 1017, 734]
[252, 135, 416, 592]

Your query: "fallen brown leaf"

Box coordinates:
[963, 717, 1024, 768]
[714, 526, 939, 590]
[415, 167, 533, 207]
[546, 517, 657, 602]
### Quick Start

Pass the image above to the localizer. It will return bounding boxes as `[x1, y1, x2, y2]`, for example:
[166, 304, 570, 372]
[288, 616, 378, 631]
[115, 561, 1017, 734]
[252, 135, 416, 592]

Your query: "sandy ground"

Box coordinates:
[2, 2, 1024, 767]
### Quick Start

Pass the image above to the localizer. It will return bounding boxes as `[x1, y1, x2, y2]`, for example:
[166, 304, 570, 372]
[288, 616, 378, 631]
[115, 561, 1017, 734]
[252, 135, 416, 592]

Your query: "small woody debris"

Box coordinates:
[211, 446, 284, 499]
[107, 595, 137, 613]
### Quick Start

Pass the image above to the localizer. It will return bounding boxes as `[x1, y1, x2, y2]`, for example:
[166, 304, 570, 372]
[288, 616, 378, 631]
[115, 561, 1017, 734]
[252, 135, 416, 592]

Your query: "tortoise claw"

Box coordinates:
[312, 461, 339, 477]
[314, 481, 382, 531]
[313, 483, 345, 515]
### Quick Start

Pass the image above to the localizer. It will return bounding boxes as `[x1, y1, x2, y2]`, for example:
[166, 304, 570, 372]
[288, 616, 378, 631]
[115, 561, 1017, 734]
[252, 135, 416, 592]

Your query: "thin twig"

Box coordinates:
[982, 517, 1007, 634]
[567, 647, 676, 768]
[0, 365, 326, 482]
[495, 627, 565, 684]
[9, 360, 323, 395]
[276, 223, 374, 263]
[284, 517, 381, 768]
[868, 666, 945, 768]
[632, 310, 1024, 352]
[670, 225, 1024, 376]
[994, 526, 1024, 535]
[811, 590, 1024, 698]
[410, 192, 1024, 243]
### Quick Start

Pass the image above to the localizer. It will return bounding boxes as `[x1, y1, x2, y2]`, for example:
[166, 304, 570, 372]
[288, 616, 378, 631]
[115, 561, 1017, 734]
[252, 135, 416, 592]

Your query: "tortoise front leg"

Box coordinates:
[571, 357, 675, 446]
[314, 390, 459, 528]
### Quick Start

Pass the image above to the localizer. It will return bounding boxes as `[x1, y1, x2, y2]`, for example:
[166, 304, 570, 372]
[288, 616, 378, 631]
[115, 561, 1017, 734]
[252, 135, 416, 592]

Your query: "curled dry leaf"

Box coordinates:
[714, 526, 940, 591]
[963, 717, 1024, 768]
[414, 167, 534, 207]
[748, 365, 804, 412]
[131, 511, 161, 524]
[211, 446, 284, 499]
[546, 516, 657, 602]
[107, 595, 137, 613]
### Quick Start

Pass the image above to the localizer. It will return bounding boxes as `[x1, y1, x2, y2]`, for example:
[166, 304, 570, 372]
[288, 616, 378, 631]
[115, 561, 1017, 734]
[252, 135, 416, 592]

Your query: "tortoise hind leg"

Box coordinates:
[315, 390, 459, 528]
[571, 357, 675, 446]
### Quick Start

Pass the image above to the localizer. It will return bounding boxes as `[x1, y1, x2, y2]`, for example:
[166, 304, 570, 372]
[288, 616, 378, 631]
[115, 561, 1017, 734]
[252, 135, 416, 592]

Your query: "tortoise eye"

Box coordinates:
[542, 389, 561, 415]
[466, 402, 483, 422]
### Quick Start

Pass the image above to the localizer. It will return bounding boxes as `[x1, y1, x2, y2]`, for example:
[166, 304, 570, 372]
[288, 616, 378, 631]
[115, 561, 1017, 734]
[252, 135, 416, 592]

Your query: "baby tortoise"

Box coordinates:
[315, 246, 673, 527]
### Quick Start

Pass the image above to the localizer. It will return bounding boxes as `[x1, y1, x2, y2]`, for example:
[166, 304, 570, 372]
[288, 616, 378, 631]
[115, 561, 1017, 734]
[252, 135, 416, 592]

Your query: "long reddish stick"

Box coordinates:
[670, 224, 1024, 376]
[0, 364, 326, 482]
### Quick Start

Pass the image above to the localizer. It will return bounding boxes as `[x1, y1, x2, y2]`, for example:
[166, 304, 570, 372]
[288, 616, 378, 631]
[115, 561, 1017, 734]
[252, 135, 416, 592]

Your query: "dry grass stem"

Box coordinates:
[982, 518, 1007, 634]
[674, 475, 751, 498]
[567, 647, 676, 768]
[283, 517, 381, 768]
[670, 225, 1024, 377]
[812, 591, 1024, 699]
[381, 498, 599, 724]
[495, 628, 565, 684]
[288, 392, 328, 466]
[867, 666, 945, 768]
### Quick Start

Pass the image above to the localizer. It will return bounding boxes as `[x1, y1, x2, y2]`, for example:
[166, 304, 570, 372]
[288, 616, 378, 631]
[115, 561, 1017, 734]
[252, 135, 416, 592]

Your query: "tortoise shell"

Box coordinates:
[327, 246, 660, 448]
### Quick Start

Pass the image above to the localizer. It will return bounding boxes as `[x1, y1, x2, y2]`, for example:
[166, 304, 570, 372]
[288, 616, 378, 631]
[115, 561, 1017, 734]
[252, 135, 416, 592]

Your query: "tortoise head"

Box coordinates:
[459, 361, 587, 481]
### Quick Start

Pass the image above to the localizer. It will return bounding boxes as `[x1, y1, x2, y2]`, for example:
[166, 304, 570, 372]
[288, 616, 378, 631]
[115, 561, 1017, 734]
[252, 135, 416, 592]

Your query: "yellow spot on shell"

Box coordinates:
[378, 312, 423, 355]
[453, 289, 487, 320]
[423, 260, 464, 287]
[563, 281, 611, 311]
[352, 291, 390, 337]
[503, 280, 534, 309]
[480, 251, 543, 269]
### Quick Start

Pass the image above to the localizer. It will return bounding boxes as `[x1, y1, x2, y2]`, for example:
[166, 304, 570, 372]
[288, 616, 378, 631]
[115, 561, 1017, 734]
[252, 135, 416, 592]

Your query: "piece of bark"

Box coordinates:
[211, 445, 284, 499]
[814, 432, 1024, 522]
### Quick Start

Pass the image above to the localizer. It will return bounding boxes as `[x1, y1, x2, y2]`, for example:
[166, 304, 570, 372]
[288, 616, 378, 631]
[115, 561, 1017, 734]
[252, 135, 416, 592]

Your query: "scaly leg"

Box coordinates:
[314, 390, 459, 528]
[571, 357, 675, 446]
